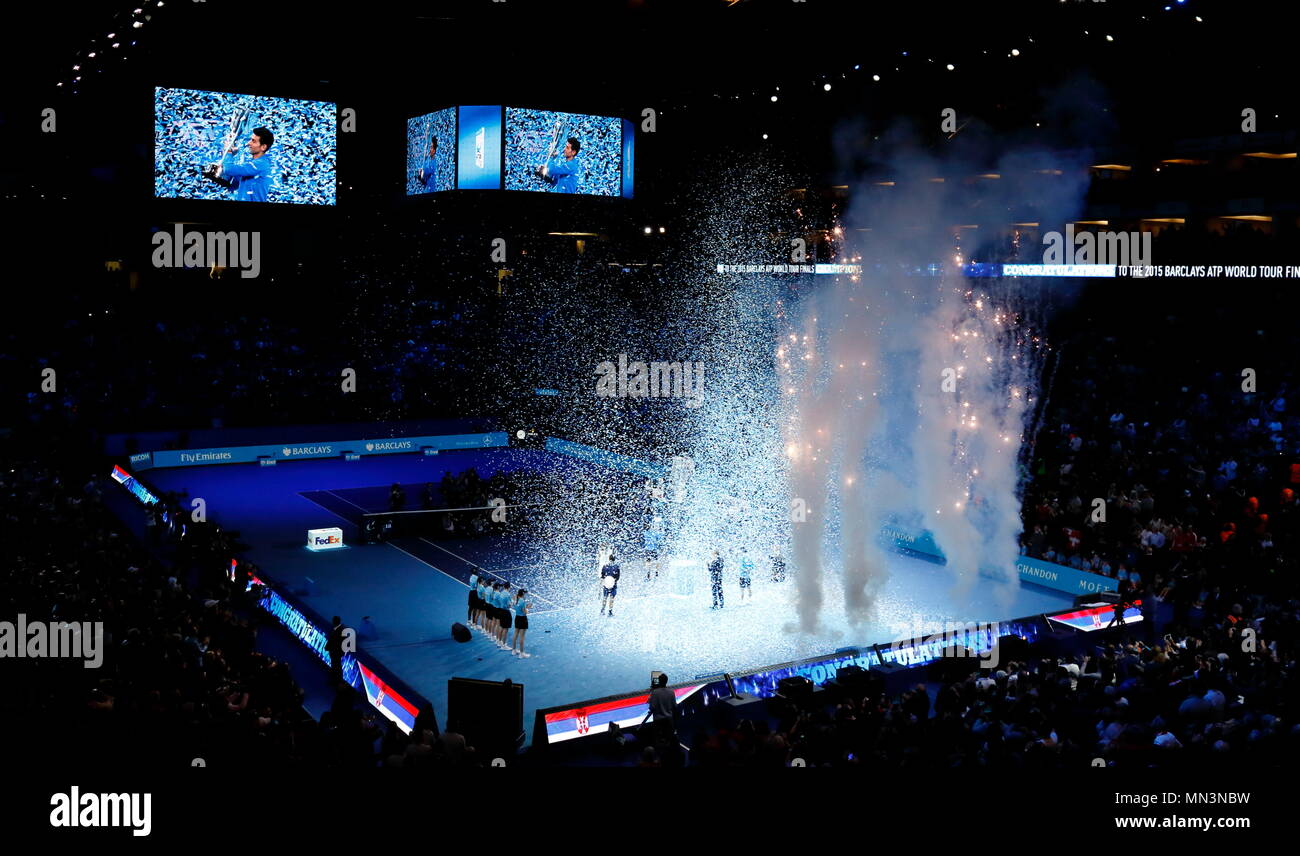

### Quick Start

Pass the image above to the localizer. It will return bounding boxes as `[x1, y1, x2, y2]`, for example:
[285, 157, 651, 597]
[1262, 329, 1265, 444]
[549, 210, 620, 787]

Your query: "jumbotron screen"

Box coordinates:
[504, 107, 625, 196]
[406, 107, 457, 194]
[154, 87, 337, 205]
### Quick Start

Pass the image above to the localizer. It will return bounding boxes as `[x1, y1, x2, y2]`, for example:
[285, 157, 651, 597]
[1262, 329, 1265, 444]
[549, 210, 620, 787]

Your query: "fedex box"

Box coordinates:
[307, 527, 344, 552]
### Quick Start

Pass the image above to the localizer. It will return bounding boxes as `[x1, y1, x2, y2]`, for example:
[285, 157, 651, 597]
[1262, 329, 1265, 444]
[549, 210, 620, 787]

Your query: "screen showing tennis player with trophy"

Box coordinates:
[406, 108, 457, 195]
[154, 87, 336, 205]
[504, 107, 622, 195]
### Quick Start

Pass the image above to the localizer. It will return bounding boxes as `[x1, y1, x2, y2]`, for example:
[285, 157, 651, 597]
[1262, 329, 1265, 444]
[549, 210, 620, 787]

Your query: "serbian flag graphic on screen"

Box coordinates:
[357, 660, 419, 733]
[1047, 600, 1143, 632]
[543, 685, 703, 743]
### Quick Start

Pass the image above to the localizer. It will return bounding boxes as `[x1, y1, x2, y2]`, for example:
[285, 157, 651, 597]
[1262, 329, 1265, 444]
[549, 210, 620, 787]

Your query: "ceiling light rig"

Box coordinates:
[713, 4, 1205, 110]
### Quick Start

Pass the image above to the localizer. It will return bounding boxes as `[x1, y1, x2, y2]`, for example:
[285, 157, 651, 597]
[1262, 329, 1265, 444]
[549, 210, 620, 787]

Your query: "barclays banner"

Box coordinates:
[137, 432, 510, 471]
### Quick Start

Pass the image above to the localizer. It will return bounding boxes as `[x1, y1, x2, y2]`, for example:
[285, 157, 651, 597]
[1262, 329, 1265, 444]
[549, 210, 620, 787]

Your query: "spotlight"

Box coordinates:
[1105, 34, 1113, 41]
[823, 83, 831, 91]
[872, 74, 880, 81]
[644, 226, 652, 234]
[1011, 49, 1019, 56]
[770, 95, 777, 102]
[946, 63, 955, 70]
[658, 227, 665, 234]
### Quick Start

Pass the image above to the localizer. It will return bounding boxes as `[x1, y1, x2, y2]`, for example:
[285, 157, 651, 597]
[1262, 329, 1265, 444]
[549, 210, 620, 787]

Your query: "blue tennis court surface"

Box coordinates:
[142, 448, 1073, 745]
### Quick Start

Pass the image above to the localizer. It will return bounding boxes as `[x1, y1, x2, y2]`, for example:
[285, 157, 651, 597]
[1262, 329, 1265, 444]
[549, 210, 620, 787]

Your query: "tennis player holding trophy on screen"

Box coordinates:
[203, 102, 277, 203]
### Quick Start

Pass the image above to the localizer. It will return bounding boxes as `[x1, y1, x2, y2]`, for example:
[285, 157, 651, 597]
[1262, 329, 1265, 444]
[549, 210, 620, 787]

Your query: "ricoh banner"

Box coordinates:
[134, 432, 510, 471]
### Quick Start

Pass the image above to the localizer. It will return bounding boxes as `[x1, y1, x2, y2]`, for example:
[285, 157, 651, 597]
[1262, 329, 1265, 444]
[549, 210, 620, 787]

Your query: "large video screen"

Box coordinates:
[504, 107, 623, 196]
[154, 87, 337, 205]
[457, 105, 503, 190]
[406, 108, 457, 194]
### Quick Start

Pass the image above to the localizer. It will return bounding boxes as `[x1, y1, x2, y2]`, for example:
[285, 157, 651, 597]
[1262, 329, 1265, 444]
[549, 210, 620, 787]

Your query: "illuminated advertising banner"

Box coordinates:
[249, 573, 419, 734]
[967, 263, 1300, 279]
[877, 523, 944, 559]
[728, 649, 883, 699]
[1047, 600, 1143, 632]
[356, 660, 420, 733]
[407, 107, 457, 194]
[1002, 264, 1116, 277]
[538, 612, 1048, 746]
[715, 264, 863, 274]
[878, 624, 1001, 668]
[255, 582, 346, 673]
[504, 107, 623, 196]
[542, 685, 704, 743]
[621, 118, 635, 198]
[154, 87, 336, 205]
[457, 106, 503, 190]
[110, 465, 160, 506]
[877, 523, 1117, 596]
[1003, 555, 1117, 596]
[138, 432, 510, 470]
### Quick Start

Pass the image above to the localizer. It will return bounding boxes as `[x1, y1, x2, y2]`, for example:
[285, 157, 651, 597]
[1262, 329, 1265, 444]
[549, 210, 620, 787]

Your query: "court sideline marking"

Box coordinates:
[385, 539, 468, 588]
[296, 490, 563, 609]
[419, 538, 561, 607]
[296, 492, 358, 527]
[324, 489, 370, 513]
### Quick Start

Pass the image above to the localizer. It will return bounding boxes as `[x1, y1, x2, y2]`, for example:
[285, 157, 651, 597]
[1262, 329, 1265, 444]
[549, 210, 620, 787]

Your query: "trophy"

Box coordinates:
[202, 102, 254, 187]
[534, 117, 564, 185]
